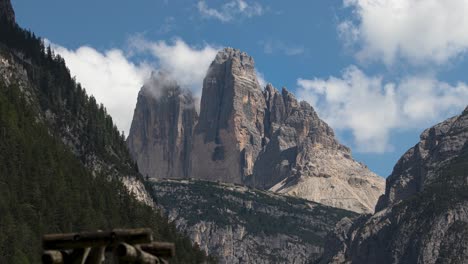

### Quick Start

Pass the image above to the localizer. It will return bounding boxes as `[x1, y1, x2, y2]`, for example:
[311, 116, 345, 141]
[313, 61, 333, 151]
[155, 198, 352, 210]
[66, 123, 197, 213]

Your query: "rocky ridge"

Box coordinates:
[149, 179, 356, 264]
[320, 107, 468, 264]
[128, 47, 384, 214]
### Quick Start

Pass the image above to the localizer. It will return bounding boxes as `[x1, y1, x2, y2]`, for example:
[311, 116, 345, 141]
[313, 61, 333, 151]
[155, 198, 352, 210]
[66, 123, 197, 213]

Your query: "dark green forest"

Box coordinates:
[0, 16, 214, 263]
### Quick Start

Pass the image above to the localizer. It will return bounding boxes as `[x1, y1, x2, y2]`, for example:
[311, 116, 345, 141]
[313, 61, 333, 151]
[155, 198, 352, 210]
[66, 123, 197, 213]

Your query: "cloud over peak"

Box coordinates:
[50, 38, 219, 136]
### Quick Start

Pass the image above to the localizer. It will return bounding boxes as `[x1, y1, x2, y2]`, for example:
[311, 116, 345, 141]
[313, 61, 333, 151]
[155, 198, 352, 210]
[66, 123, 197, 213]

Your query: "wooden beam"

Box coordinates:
[43, 228, 152, 250]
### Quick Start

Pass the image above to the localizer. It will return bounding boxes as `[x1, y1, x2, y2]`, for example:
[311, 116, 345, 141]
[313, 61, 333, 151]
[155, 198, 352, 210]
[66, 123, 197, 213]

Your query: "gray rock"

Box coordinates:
[376, 108, 467, 211]
[149, 179, 357, 264]
[128, 47, 384, 213]
[257, 84, 384, 214]
[127, 71, 198, 179]
[321, 107, 468, 264]
[191, 47, 266, 184]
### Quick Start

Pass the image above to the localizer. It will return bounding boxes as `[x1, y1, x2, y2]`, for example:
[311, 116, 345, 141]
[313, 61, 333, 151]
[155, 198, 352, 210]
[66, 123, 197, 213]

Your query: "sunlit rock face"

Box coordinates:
[129, 48, 385, 213]
[191, 47, 267, 184]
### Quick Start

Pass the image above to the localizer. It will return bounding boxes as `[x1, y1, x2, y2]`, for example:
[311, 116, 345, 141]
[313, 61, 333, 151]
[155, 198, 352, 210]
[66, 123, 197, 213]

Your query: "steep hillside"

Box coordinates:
[0, 1, 212, 263]
[320, 107, 468, 264]
[149, 179, 357, 264]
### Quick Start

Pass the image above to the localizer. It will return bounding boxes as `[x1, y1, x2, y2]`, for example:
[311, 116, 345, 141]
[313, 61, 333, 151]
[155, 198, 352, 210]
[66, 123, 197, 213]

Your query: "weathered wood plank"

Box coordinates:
[43, 228, 152, 250]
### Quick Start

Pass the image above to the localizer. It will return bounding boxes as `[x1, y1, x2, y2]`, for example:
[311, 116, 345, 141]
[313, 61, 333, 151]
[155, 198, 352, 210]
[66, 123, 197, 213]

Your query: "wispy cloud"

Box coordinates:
[197, 0, 264, 22]
[339, 0, 468, 66]
[128, 36, 219, 99]
[158, 16, 176, 34]
[49, 38, 219, 136]
[297, 66, 468, 153]
[260, 39, 305, 56]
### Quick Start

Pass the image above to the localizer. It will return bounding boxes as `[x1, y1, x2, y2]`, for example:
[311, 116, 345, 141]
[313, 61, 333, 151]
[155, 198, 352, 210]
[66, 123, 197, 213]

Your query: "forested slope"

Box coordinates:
[0, 6, 213, 264]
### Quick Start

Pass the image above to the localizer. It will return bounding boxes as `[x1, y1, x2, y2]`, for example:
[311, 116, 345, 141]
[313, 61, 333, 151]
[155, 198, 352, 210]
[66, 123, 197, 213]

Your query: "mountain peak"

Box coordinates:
[212, 47, 256, 71]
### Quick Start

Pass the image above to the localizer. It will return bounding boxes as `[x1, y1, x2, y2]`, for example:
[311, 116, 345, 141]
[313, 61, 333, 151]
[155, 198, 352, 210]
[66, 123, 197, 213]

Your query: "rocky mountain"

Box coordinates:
[191, 48, 267, 184]
[128, 47, 384, 214]
[375, 112, 464, 210]
[320, 107, 468, 264]
[258, 85, 383, 214]
[149, 179, 357, 264]
[127, 71, 198, 179]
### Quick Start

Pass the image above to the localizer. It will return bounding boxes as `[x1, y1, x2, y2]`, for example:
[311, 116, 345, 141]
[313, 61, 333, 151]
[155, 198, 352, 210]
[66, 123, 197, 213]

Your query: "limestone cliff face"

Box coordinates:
[191, 48, 266, 184]
[127, 72, 198, 179]
[149, 179, 356, 264]
[188, 48, 384, 213]
[0, 0, 15, 24]
[376, 111, 465, 210]
[256, 85, 384, 214]
[320, 107, 468, 264]
[128, 47, 384, 213]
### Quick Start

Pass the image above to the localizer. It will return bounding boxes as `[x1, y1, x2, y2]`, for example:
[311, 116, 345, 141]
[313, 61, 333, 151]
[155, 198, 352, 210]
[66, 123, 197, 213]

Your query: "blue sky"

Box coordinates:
[12, 0, 468, 177]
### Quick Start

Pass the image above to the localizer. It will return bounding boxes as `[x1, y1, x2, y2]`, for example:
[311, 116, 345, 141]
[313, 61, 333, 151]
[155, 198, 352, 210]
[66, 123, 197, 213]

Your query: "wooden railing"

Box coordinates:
[42, 228, 175, 264]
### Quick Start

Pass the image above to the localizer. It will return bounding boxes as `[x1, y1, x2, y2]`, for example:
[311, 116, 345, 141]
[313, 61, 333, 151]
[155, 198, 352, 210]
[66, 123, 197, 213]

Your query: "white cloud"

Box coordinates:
[197, 0, 264, 22]
[129, 37, 219, 100]
[256, 70, 267, 88]
[340, 0, 468, 65]
[260, 39, 305, 56]
[297, 66, 468, 152]
[48, 42, 151, 136]
[49, 38, 219, 136]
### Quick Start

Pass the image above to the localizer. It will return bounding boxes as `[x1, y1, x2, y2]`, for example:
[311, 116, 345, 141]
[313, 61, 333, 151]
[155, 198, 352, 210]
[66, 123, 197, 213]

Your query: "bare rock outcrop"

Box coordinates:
[129, 47, 384, 213]
[191, 48, 266, 184]
[376, 107, 468, 210]
[127, 71, 198, 179]
[256, 85, 384, 214]
[320, 107, 468, 264]
[149, 179, 356, 264]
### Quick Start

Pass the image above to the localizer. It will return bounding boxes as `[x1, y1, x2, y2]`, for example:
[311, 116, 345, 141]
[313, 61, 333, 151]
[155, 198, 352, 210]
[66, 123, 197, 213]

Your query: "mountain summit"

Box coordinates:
[128, 48, 385, 213]
[191, 47, 267, 184]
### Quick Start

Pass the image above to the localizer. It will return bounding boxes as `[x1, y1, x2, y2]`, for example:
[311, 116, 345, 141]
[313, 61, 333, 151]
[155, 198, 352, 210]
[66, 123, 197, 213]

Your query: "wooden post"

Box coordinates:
[68, 247, 90, 264]
[116, 243, 160, 264]
[42, 250, 64, 264]
[84, 246, 105, 264]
